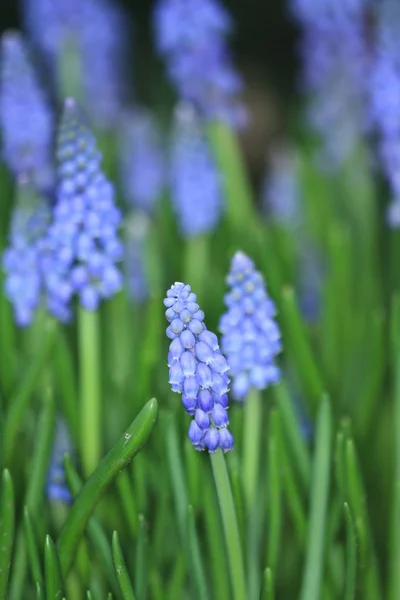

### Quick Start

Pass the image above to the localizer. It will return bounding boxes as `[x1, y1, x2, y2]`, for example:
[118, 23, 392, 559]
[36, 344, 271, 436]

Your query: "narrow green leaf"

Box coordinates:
[86, 592, 94, 600]
[187, 505, 210, 600]
[260, 568, 274, 600]
[280, 288, 325, 415]
[23, 507, 43, 588]
[63, 455, 122, 600]
[57, 398, 158, 577]
[343, 503, 357, 600]
[273, 381, 311, 490]
[203, 481, 230, 600]
[300, 396, 331, 600]
[36, 581, 45, 600]
[210, 449, 247, 600]
[4, 319, 57, 461]
[280, 437, 307, 547]
[112, 531, 136, 600]
[9, 390, 56, 600]
[0, 469, 14, 600]
[135, 515, 148, 600]
[345, 439, 381, 599]
[267, 410, 282, 573]
[116, 470, 138, 538]
[165, 410, 189, 543]
[44, 535, 63, 599]
[55, 331, 79, 444]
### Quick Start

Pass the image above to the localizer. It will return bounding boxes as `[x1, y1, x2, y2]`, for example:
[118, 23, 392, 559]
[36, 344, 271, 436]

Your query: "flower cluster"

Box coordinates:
[290, 0, 369, 170]
[165, 282, 234, 452]
[370, 0, 400, 226]
[119, 109, 165, 214]
[262, 146, 302, 228]
[2, 179, 51, 326]
[0, 31, 54, 190]
[124, 211, 150, 303]
[46, 418, 73, 504]
[219, 252, 281, 400]
[42, 98, 123, 321]
[170, 104, 223, 237]
[153, 0, 245, 126]
[23, 0, 128, 128]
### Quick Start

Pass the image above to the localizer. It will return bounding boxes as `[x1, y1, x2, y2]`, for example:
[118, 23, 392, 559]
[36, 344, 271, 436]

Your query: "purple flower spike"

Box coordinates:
[0, 31, 54, 190]
[170, 103, 223, 238]
[2, 177, 51, 327]
[165, 282, 234, 452]
[23, 0, 129, 129]
[153, 0, 245, 127]
[42, 98, 123, 321]
[220, 252, 282, 400]
[119, 109, 165, 214]
[290, 0, 369, 170]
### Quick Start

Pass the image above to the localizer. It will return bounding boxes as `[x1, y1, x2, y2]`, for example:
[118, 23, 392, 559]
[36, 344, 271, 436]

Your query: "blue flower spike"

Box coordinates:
[153, 0, 245, 127]
[220, 251, 282, 400]
[0, 30, 54, 189]
[165, 282, 234, 452]
[42, 98, 123, 321]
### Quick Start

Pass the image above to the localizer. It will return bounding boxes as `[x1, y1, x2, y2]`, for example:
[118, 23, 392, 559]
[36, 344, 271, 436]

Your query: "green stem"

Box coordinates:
[243, 388, 262, 511]
[210, 449, 247, 600]
[300, 397, 331, 600]
[78, 308, 101, 477]
[207, 122, 255, 230]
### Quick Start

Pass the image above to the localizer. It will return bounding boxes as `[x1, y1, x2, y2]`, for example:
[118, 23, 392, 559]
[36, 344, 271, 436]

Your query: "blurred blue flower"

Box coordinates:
[23, 0, 129, 128]
[46, 418, 73, 504]
[2, 178, 51, 327]
[153, 0, 245, 127]
[0, 31, 54, 190]
[165, 282, 234, 452]
[262, 146, 302, 227]
[370, 0, 400, 226]
[119, 109, 165, 214]
[219, 252, 282, 400]
[290, 0, 369, 170]
[124, 211, 150, 304]
[42, 98, 123, 321]
[170, 104, 223, 237]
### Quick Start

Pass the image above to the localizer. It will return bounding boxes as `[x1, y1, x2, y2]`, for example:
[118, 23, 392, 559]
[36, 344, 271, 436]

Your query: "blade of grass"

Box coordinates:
[23, 507, 43, 589]
[300, 396, 331, 600]
[44, 535, 63, 600]
[0, 470, 14, 600]
[112, 531, 137, 600]
[187, 505, 210, 600]
[267, 410, 282, 573]
[57, 398, 158, 576]
[4, 319, 57, 461]
[343, 502, 357, 600]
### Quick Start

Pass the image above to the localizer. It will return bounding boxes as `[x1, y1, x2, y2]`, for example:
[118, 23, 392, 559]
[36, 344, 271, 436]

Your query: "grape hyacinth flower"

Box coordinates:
[46, 418, 73, 503]
[219, 252, 282, 400]
[290, 0, 369, 170]
[165, 282, 234, 452]
[170, 103, 223, 237]
[124, 211, 150, 303]
[153, 0, 245, 127]
[2, 178, 51, 326]
[23, 0, 128, 128]
[42, 98, 123, 321]
[262, 145, 302, 228]
[119, 109, 165, 214]
[370, 0, 400, 226]
[0, 31, 54, 189]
